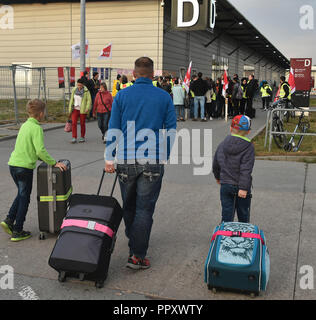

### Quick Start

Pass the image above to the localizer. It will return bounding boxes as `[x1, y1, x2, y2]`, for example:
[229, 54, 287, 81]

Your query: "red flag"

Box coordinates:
[183, 61, 192, 93]
[222, 69, 229, 96]
[57, 67, 65, 88]
[98, 43, 112, 60]
[288, 67, 296, 94]
[70, 67, 76, 87]
[274, 86, 280, 102]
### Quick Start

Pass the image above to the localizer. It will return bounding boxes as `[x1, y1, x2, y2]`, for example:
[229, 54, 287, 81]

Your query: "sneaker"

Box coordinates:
[201, 118, 207, 122]
[78, 137, 85, 143]
[0, 219, 14, 236]
[11, 230, 32, 242]
[126, 255, 150, 270]
[71, 138, 77, 144]
[209, 117, 213, 120]
[192, 118, 198, 121]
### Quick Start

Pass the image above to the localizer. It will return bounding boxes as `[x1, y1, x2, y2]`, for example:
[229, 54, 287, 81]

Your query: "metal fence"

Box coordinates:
[0, 65, 122, 125]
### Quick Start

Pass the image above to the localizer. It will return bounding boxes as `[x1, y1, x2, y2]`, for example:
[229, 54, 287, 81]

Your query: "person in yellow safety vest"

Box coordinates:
[240, 77, 248, 115]
[279, 76, 291, 100]
[152, 76, 161, 88]
[117, 75, 133, 91]
[260, 81, 273, 110]
[112, 74, 121, 97]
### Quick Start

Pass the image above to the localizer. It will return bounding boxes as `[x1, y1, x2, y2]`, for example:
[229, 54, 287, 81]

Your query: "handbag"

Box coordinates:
[64, 120, 72, 133]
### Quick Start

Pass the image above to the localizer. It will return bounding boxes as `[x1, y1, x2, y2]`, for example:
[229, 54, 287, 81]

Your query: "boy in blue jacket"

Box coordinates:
[213, 115, 255, 223]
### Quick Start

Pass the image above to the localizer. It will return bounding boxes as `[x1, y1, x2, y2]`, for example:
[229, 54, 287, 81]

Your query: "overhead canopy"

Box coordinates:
[210, 0, 290, 70]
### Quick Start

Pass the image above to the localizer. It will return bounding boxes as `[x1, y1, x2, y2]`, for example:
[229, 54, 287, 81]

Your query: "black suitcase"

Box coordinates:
[48, 171, 122, 288]
[37, 159, 72, 240]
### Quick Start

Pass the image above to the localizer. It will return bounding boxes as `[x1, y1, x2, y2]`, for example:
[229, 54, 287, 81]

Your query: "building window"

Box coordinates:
[243, 65, 255, 78]
[212, 55, 228, 80]
[12, 63, 32, 87]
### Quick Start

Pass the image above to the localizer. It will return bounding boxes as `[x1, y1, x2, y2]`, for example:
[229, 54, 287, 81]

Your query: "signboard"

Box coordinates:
[171, 0, 216, 31]
[290, 58, 312, 91]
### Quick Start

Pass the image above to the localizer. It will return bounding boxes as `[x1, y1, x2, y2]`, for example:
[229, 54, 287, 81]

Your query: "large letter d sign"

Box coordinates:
[177, 0, 199, 28]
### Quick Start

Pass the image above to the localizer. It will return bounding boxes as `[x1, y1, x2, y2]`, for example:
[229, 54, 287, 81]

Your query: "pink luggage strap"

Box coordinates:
[61, 219, 114, 238]
[211, 230, 265, 245]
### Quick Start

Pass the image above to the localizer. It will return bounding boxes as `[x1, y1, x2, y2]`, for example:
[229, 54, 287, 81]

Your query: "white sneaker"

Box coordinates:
[209, 117, 213, 120]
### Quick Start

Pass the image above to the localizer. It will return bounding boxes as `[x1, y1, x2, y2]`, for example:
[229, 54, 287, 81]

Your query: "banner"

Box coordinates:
[98, 43, 112, 60]
[183, 61, 192, 93]
[57, 67, 65, 88]
[290, 58, 312, 91]
[72, 40, 89, 60]
[70, 67, 76, 87]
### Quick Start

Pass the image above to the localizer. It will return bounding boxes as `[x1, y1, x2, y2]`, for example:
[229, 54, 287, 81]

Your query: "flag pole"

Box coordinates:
[80, 0, 86, 75]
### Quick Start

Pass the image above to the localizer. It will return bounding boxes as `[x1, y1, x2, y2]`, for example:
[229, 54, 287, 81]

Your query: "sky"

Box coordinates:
[228, 0, 316, 64]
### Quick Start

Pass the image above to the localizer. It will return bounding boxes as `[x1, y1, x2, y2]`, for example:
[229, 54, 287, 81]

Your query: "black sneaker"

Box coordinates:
[11, 230, 32, 242]
[0, 218, 14, 236]
[126, 255, 150, 270]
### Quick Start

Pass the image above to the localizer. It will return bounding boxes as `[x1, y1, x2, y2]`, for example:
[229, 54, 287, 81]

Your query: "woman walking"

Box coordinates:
[93, 82, 113, 143]
[68, 78, 92, 143]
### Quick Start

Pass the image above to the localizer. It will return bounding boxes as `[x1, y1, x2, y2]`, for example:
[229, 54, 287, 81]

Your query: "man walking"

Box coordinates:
[105, 57, 177, 269]
[190, 72, 208, 121]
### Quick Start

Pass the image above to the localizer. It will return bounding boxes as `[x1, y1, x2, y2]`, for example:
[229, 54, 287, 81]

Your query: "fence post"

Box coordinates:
[42, 68, 47, 103]
[264, 110, 271, 148]
[38, 67, 42, 99]
[11, 66, 19, 124]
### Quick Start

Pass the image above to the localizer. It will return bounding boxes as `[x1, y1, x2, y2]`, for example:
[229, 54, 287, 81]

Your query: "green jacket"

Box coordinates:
[68, 86, 92, 114]
[8, 118, 56, 169]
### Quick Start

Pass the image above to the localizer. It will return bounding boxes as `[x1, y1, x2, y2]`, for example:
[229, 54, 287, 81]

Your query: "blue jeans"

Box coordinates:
[7, 166, 34, 232]
[194, 96, 205, 119]
[175, 105, 184, 119]
[220, 184, 251, 223]
[97, 112, 111, 136]
[116, 163, 164, 259]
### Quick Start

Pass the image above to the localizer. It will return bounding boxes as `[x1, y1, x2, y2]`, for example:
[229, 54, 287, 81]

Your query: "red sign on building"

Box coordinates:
[290, 58, 312, 91]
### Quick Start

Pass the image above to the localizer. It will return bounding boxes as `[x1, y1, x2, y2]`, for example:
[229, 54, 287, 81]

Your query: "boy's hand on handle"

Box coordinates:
[216, 179, 220, 185]
[238, 189, 248, 198]
[105, 161, 115, 174]
[55, 162, 67, 172]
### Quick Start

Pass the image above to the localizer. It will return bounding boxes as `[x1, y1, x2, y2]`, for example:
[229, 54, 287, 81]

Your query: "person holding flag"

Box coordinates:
[222, 69, 229, 121]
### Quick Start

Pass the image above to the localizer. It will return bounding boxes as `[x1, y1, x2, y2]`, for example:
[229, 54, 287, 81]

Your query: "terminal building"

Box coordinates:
[0, 0, 290, 97]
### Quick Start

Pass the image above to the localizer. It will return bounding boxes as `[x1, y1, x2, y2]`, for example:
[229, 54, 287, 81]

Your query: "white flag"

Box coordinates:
[72, 40, 89, 60]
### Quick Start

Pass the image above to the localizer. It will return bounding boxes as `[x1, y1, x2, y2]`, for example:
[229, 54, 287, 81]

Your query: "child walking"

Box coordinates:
[212, 115, 255, 223]
[1, 99, 67, 241]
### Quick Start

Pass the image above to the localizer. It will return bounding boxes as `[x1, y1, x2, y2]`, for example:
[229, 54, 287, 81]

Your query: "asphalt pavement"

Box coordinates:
[0, 102, 315, 301]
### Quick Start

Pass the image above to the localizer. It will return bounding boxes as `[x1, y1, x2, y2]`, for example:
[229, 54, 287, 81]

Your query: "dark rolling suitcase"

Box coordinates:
[48, 171, 122, 288]
[37, 159, 72, 240]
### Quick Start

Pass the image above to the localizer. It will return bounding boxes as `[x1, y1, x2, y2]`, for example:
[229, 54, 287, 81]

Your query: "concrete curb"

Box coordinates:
[0, 124, 66, 142]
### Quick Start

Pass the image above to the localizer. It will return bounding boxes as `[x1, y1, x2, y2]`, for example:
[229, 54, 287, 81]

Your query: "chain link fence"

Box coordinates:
[0, 65, 123, 125]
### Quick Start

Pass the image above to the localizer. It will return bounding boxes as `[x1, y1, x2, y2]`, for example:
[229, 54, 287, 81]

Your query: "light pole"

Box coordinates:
[80, 0, 86, 75]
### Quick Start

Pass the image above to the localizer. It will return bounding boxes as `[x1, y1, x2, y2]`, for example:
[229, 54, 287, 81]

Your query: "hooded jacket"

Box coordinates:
[213, 134, 255, 191]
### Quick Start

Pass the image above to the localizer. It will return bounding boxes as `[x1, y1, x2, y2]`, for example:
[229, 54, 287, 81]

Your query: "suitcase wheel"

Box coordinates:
[250, 292, 259, 298]
[39, 232, 46, 240]
[58, 272, 67, 283]
[95, 280, 104, 289]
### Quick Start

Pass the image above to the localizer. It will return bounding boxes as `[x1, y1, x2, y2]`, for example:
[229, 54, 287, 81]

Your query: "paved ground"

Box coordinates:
[0, 102, 315, 301]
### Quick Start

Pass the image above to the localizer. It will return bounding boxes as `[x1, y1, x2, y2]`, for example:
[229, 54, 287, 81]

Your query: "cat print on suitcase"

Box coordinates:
[204, 222, 270, 297]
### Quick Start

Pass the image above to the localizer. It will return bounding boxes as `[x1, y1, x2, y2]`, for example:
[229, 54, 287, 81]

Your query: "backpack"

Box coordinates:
[236, 84, 243, 100]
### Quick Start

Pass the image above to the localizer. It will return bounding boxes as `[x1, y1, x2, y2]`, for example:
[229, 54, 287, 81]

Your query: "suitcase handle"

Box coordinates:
[97, 170, 118, 197]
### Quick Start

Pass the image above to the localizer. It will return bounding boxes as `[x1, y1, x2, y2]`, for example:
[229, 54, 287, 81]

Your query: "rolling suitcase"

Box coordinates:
[37, 159, 72, 240]
[204, 222, 270, 297]
[48, 171, 123, 288]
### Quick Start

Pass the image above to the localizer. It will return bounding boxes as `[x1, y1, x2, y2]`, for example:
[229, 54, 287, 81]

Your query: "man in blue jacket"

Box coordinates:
[105, 57, 177, 270]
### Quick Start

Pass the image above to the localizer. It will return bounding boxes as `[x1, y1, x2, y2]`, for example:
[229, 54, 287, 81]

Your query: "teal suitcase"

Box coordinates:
[204, 222, 270, 297]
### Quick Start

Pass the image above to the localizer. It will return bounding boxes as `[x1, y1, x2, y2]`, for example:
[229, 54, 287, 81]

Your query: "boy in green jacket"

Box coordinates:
[1, 99, 67, 241]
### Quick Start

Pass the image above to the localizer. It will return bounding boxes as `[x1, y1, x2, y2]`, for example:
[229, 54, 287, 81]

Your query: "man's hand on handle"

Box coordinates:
[105, 161, 115, 174]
